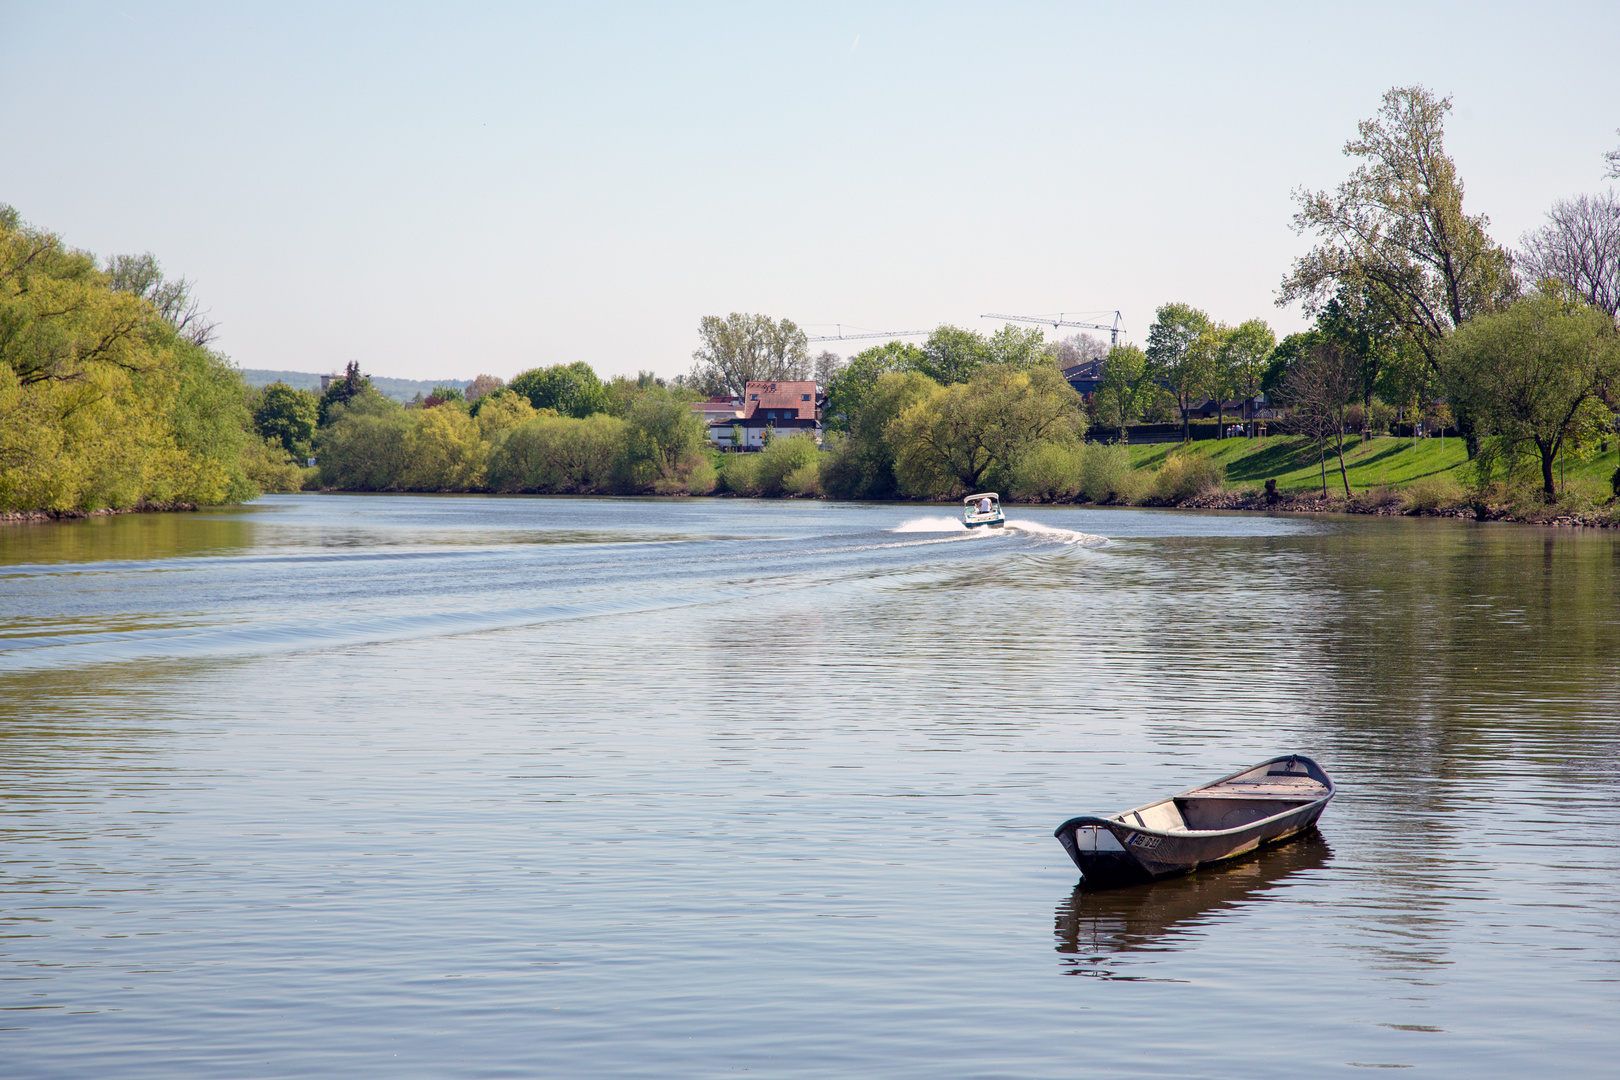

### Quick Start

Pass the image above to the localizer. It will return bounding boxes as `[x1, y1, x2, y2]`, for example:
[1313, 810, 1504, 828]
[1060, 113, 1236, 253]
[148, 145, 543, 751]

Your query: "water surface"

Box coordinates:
[2, 495, 1616, 1077]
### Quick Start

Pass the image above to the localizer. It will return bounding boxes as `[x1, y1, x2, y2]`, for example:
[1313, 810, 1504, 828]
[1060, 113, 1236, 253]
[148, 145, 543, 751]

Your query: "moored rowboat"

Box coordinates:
[1053, 754, 1334, 889]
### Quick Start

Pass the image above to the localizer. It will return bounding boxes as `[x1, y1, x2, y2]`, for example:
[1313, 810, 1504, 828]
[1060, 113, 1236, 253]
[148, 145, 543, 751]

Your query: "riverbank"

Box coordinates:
[0, 501, 199, 523]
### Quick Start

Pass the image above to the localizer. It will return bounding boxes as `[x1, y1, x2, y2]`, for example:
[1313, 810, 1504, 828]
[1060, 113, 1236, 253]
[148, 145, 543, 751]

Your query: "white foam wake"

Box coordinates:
[891, 516, 973, 533]
[1003, 519, 1107, 546]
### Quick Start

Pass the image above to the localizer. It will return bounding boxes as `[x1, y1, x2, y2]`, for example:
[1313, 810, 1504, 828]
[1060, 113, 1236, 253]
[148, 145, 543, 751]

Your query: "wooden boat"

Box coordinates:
[963, 492, 1005, 528]
[1053, 755, 1334, 889]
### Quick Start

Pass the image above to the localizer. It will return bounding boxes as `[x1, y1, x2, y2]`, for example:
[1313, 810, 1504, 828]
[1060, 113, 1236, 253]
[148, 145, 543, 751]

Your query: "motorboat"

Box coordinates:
[1053, 755, 1335, 889]
[963, 492, 1005, 528]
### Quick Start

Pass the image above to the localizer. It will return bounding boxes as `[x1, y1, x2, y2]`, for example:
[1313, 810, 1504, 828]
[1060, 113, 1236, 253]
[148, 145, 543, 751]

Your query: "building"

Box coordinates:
[694, 380, 822, 450]
[1060, 358, 1106, 400]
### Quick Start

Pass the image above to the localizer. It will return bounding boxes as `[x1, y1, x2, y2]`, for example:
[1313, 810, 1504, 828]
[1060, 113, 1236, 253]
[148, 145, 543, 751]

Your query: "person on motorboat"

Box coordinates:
[979, 496, 993, 515]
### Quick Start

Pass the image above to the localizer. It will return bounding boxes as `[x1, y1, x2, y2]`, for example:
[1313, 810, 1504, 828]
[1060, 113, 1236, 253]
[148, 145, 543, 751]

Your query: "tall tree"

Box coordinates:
[1054, 333, 1108, 368]
[889, 365, 1083, 495]
[1145, 302, 1212, 442]
[253, 382, 319, 456]
[915, 325, 990, 385]
[1092, 343, 1151, 442]
[1442, 290, 1620, 501]
[104, 252, 219, 347]
[1282, 342, 1361, 497]
[1518, 191, 1620, 320]
[1222, 318, 1277, 424]
[1279, 86, 1516, 376]
[509, 361, 609, 418]
[688, 313, 809, 396]
[823, 340, 925, 433]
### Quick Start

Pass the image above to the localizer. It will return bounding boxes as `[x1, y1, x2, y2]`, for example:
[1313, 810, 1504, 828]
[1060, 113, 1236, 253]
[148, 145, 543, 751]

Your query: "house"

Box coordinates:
[1060, 358, 1106, 399]
[695, 380, 822, 450]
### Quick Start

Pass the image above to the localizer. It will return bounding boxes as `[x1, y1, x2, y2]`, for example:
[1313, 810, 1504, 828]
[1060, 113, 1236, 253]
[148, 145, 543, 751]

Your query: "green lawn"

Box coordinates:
[1120, 434, 1620, 495]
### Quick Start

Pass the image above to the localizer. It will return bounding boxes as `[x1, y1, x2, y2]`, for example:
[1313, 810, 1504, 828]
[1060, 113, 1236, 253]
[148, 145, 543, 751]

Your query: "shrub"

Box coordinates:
[685, 459, 718, 495]
[1078, 443, 1134, 503]
[1010, 441, 1083, 502]
[785, 462, 821, 497]
[1402, 475, 1465, 512]
[716, 452, 762, 495]
[756, 434, 821, 496]
[485, 414, 626, 492]
[242, 436, 305, 493]
[1150, 449, 1224, 503]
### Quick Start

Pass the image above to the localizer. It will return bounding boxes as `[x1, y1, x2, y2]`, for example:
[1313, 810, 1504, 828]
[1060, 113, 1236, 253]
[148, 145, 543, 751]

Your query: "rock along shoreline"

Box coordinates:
[0, 502, 199, 523]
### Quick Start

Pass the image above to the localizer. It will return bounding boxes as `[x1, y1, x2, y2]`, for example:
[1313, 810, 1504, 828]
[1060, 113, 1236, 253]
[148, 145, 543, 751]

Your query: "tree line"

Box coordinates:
[1, 205, 279, 513]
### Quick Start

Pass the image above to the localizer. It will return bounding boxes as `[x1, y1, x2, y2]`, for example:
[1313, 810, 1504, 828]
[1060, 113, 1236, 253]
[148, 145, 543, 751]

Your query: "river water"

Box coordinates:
[1, 495, 1616, 1078]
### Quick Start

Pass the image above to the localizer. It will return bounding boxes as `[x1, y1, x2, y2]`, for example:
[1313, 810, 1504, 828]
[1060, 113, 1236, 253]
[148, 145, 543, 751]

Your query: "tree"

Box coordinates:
[464, 373, 504, 402]
[1605, 128, 1620, 180]
[688, 313, 809, 396]
[1055, 333, 1108, 368]
[1193, 324, 1235, 435]
[1442, 290, 1620, 501]
[1222, 318, 1277, 424]
[889, 364, 1084, 496]
[618, 391, 708, 487]
[1145, 302, 1212, 442]
[104, 252, 218, 347]
[1281, 342, 1361, 496]
[915, 325, 989, 385]
[1518, 191, 1620, 320]
[318, 361, 370, 425]
[253, 382, 319, 457]
[1280, 86, 1516, 377]
[812, 350, 845, 387]
[1091, 343, 1151, 442]
[822, 340, 925, 432]
[1, 204, 258, 511]
[509, 361, 609, 418]
[819, 369, 937, 498]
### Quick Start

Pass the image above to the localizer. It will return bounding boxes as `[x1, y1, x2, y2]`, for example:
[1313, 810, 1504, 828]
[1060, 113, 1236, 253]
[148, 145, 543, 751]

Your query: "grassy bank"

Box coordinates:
[1119, 434, 1619, 496]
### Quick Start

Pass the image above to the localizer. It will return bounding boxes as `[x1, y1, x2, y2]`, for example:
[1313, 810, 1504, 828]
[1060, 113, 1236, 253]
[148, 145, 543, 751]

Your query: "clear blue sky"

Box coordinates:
[3, 2, 1616, 382]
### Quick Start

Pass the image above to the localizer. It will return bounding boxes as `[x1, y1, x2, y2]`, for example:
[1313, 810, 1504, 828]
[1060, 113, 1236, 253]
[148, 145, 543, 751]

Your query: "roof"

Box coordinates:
[743, 380, 817, 420]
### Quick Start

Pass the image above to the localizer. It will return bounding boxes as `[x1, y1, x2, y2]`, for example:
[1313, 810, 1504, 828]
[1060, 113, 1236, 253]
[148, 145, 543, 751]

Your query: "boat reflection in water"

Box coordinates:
[1054, 831, 1332, 978]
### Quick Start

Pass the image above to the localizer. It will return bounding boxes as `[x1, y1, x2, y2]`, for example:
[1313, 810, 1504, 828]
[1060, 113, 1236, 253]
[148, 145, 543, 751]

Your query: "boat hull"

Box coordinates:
[1054, 755, 1334, 889]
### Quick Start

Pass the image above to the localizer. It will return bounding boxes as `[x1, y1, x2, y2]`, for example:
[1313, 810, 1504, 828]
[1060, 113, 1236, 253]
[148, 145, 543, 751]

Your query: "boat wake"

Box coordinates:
[891, 516, 1105, 547]
[1003, 519, 1107, 546]
[892, 516, 976, 533]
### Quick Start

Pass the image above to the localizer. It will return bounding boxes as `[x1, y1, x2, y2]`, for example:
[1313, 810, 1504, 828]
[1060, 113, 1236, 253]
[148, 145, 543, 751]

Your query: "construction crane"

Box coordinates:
[981, 311, 1125, 345]
[805, 325, 929, 343]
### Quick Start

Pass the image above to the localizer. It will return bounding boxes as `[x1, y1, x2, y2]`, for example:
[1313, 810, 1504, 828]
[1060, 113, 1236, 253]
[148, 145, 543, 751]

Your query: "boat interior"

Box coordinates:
[1114, 759, 1331, 835]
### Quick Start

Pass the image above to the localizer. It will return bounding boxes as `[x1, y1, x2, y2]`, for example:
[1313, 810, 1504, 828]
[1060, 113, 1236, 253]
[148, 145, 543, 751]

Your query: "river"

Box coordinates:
[1, 495, 1616, 1077]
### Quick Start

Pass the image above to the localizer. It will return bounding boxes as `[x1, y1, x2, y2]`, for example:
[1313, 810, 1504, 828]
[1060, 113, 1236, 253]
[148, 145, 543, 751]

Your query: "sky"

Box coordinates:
[3, 1, 1617, 383]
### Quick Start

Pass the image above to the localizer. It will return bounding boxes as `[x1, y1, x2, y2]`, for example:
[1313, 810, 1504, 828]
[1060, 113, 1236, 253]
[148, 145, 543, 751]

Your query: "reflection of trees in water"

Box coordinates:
[0, 511, 255, 567]
[1283, 523, 1620, 978]
[1053, 833, 1333, 978]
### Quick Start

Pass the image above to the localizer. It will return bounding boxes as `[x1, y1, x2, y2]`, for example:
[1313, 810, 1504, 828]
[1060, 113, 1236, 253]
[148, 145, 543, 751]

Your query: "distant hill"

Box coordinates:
[241, 369, 471, 403]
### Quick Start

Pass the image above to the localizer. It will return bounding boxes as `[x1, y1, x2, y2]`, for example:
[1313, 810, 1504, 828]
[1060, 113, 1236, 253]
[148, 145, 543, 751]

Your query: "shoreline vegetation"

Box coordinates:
[7, 87, 1619, 531]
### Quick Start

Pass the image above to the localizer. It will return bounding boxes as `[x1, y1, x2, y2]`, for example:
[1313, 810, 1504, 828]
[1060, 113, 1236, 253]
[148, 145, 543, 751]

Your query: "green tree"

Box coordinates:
[1092, 343, 1151, 442]
[823, 340, 925, 432]
[254, 382, 319, 457]
[1221, 318, 1277, 427]
[1280, 86, 1516, 378]
[688, 313, 809, 396]
[617, 390, 708, 489]
[1145, 302, 1213, 442]
[889, 365, 1084, 496]
[318, 361, 370, 425]
[1, 204, 259, 511]
[819, 370, 938, 498]
[509, 361, 609, 418]
[1443, 290, 1620, 501]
